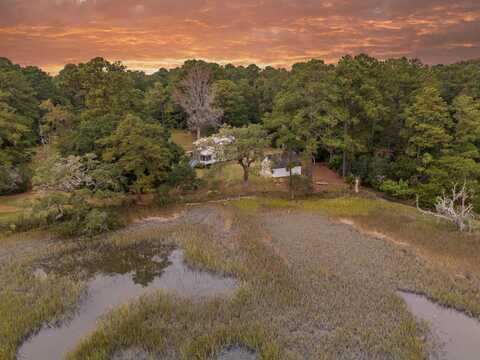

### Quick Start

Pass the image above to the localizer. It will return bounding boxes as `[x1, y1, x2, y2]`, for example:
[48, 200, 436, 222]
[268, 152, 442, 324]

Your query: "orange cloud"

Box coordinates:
[0, 0, 479, 73]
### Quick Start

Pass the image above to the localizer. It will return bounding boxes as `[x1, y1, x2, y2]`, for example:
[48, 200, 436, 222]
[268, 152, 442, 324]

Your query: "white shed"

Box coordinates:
[261, 152, 302, 178]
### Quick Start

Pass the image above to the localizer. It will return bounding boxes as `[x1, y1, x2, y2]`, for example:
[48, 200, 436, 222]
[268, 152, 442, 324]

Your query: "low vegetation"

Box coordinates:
[1, 52, 480, 360]
[1, 197, 479, 359]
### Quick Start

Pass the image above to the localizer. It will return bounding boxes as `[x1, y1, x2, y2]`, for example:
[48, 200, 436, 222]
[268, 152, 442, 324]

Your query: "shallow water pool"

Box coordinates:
[18, 249, 237, 360]
[398, 291, 480, 360]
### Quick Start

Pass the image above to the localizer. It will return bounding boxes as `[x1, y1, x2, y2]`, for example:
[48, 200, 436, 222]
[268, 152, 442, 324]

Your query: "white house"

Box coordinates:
[261, 152, 302, 178]
[192, 135, 235, 166]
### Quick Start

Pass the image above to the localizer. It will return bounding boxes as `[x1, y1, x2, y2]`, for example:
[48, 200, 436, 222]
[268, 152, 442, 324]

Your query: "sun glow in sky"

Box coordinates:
[1, 0, 479, 74]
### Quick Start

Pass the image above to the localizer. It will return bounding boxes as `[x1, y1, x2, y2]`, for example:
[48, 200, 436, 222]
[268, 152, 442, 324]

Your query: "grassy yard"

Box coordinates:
[197, 161, 287, 196]
[0, 192, 41, 227]
[0, 195, 479, 359]
[171, 129, 194, 152]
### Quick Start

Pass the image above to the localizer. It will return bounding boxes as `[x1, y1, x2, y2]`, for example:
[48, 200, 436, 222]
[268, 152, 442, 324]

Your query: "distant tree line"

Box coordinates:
[1, 54, 480, 211]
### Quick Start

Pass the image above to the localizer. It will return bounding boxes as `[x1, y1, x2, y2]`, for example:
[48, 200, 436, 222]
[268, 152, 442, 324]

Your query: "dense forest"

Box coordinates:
[1, 54, 480, 216]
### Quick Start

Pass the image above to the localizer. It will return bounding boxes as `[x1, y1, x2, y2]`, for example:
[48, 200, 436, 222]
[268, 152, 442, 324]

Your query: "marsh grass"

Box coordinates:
[67, 210, 292, 359]
[232, 196, 480, 318]
[65, 204, 432, 359]
[0, 252, 84, 360]
[232, 196, 480, 276]
[2, 196, 479, 359]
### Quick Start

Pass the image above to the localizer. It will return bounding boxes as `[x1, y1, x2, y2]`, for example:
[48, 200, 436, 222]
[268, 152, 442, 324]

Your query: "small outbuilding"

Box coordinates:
[261, 152, 302, 178]
[191, 135, 235, 166]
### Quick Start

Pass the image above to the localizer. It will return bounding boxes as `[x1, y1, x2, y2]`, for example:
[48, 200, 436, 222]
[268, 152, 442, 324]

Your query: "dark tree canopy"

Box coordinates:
[1, 54, 480, 210]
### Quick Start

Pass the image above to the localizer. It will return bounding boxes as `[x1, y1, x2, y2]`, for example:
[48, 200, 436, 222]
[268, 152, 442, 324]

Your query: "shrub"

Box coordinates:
[166, 158, 202, 191]
[16, 192, 121, 237]
[83, 209, 111, 237]
[328, 155, 342, 172]
[0, 165, 30, 195]
[351, 155, 370, 182]
[154, 185, 174, 207]
[388, 155, 419, 182]
[379, 179, 415, 200]
[351, 155, 391, 187]
[345, 174, 357, 187]
[290, 175, 313, 197]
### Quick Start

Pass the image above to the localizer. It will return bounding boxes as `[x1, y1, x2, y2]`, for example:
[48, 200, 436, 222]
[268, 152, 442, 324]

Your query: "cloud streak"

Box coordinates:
[1, 0, 479, 73]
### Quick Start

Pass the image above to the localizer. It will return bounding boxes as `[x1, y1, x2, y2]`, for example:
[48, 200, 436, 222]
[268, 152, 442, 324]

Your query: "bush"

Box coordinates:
[379, 179, 415, 200]
[388, 155, 419, 182]
[166, 158, 202, 191]
[154, 185, 174, 207]
[290, 175, 313, 197]
[83, 209, 111, 237]
[0, 165, 30, 195]
[328, 155, 342, 172]
[345, 174, 357, 187]
[351, 155, 390, 187]
[16, 192, 122, 237]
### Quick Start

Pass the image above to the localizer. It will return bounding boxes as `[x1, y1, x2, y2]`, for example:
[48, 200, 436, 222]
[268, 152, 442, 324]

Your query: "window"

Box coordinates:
[200, 154, 212, 162]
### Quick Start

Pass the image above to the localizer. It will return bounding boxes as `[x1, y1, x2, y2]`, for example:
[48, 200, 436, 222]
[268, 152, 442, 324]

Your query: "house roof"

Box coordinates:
[200, 148, 214, 156]
[265, 152, 301, 169]
[194, 135, 235, 148]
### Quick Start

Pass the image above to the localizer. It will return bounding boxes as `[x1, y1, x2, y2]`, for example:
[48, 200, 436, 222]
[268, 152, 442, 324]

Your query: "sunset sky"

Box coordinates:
[1, 0, 479, 74]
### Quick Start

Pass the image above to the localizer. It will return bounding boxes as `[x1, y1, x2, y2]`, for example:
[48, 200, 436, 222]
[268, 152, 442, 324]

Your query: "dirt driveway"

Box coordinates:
[312, 163, 346, 192]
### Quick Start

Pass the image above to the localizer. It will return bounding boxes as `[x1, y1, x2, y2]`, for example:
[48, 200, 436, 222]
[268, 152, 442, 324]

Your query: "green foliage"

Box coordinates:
[218, 124, 270, 186]
[214, 80, 250, 126]
[144, 81, 181, 127]
[0, 97, 33, 167]
[0, 166, 30, 194]
[99, 114, 174, 194]
[39, 100, 73, 145]
[379, 180, 415, 200]
[166, 158, 202, 191]
[453, 95, 480, 158]
[153, 185, 174, 207]
[17, 192, 121, 237]
[290, 175, 313, 197]
[2, 55, 480, 212]
[0, 60, 40, 194]
[351, 155, 391, 186]
[404, 87, 452, 158]
[417, 155, 480, 208]
[21, 65, 59, 102]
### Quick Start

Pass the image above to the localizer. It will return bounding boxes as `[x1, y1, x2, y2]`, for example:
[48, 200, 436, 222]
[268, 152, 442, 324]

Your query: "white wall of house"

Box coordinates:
[271, 166, 302, 178]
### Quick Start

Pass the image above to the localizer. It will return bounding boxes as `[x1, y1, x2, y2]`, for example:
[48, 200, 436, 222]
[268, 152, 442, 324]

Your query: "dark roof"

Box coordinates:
[266, 152, 301, 168]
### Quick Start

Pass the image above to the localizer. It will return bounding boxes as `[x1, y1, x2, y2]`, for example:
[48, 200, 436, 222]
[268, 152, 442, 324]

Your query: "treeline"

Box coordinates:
[0, 56, 287, 197]
[266, 56, 480, 209]
[1, 55, 480, 211]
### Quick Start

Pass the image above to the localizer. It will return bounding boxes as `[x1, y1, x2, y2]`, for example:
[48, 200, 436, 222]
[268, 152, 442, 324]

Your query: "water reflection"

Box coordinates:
[398, 291, 480, 360]
[42, 242, 172, 287]
[19, 248, 238, 360]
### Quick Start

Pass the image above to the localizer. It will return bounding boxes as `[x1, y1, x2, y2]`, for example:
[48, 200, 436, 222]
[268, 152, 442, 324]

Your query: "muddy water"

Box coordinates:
[398, 291, 480, 360]
[218, 347, 259, 360]
[19, 249, 237, 360]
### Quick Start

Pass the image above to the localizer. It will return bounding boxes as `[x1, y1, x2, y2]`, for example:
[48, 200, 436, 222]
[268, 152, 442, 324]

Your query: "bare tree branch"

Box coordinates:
[173, 65, 222, 139]
[416, 182, 476, 232]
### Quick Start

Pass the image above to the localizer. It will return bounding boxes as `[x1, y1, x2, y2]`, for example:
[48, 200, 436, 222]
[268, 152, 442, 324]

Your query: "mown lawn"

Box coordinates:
[197, 161, 285, 196]
[171, 129, 194, 152]
[0, 192, 42, 234]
